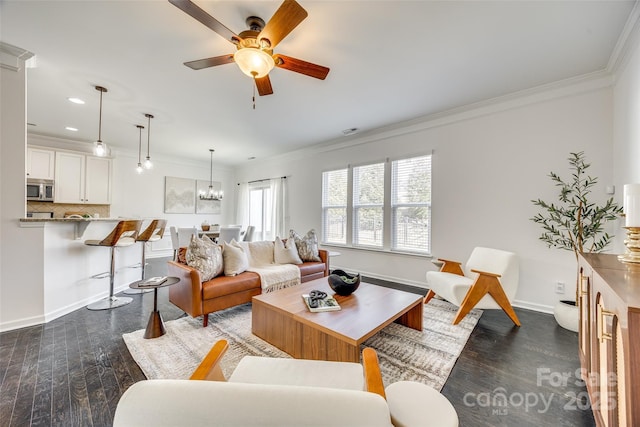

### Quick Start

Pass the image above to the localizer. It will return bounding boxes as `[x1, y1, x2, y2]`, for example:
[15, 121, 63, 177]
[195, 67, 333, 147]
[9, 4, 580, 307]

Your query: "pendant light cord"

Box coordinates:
[98, 88, 103, 142]
[209, 149, 214, 186]
[146, 114, 152, 157]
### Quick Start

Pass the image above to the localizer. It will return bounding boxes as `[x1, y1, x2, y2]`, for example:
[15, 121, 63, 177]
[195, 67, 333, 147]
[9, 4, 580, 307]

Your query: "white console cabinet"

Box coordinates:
[54, 152, 111, 204]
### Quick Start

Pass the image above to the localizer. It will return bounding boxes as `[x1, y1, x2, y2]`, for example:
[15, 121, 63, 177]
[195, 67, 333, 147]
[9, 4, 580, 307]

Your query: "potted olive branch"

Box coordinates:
[530, 151, 622, 331]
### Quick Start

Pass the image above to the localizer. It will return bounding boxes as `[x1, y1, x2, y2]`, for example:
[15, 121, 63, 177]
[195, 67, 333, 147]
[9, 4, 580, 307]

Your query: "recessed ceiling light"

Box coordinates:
[65, 126, 78, 132]
[342, 128, 358, 136]
[67, 97, 85, 105]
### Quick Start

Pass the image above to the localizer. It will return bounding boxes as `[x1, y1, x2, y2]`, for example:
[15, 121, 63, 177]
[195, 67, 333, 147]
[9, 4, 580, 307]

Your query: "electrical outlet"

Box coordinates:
[555, 282, 565, 294]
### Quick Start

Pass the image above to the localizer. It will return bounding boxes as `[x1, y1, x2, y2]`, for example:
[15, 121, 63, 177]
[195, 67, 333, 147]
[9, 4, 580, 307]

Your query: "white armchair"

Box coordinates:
[114, 340, 459, 427]
[425, 247, 520, 326]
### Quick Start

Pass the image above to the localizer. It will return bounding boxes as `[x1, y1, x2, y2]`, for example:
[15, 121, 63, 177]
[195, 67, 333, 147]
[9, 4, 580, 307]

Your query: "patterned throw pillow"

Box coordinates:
[289, 229, 321, 262]
[222, 239, 249, 276]
[185, 234, 223, 281]
[274, 236, 303, 265]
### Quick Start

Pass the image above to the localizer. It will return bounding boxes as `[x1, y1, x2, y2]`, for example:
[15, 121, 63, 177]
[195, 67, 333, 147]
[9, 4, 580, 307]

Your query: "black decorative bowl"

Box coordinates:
[328, 269, 361, 296]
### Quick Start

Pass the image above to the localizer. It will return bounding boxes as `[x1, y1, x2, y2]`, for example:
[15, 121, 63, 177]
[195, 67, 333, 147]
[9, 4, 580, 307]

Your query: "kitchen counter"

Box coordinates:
[20, 217, 125, 222]
[19, 217, 137, 239]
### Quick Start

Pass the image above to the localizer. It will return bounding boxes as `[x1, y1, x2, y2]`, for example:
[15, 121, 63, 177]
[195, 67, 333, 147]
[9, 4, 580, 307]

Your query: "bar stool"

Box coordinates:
[123, 219, 167, 295]
[85, 220, 142, 310]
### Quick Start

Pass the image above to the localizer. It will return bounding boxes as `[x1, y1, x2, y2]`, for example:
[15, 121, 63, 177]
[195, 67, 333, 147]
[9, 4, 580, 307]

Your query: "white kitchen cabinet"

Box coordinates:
[26, 147, 55, 180]
[54, 152, 111, 204]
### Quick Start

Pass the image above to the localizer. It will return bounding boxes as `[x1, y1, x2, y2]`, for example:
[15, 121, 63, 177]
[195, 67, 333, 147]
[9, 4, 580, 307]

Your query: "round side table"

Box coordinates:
[129, 276, 180, 339]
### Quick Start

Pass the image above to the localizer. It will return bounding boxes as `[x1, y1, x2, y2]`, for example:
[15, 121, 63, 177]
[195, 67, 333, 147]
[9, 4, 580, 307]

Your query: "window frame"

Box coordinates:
[320, 153, 432, 257]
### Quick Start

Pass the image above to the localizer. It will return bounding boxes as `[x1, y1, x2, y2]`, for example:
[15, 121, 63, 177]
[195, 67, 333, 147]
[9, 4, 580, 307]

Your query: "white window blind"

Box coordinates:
[353, 162, 384, 247]
[391, 155, 432, 254]
[322, 169, 348, 244]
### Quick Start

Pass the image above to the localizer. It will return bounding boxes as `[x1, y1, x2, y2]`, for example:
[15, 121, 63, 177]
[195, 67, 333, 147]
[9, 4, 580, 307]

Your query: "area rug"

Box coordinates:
[123, 298, 481, 391]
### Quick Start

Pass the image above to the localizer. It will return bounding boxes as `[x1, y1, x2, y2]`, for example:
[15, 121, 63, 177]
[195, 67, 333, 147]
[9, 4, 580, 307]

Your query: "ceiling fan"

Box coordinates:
[168, 0, 330, 96]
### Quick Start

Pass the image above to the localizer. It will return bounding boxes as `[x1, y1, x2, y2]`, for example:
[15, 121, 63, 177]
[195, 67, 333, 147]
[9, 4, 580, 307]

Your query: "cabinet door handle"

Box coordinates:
[579, 275, 588, 296]
[598, 303, 614, 342]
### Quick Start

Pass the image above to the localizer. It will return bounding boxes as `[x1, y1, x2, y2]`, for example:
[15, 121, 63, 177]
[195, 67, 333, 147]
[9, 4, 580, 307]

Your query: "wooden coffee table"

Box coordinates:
[252, 277, 423, 362]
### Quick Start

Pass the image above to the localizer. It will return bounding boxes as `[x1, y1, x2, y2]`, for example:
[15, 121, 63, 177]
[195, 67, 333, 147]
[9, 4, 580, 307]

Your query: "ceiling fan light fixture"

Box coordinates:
[234, 48, 275, 78]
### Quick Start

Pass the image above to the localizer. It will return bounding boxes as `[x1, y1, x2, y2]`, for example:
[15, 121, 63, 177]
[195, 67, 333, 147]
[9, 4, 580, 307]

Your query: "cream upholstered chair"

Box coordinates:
[113, 340, 459, 427]
[424, 247, 520, 326]
[242, 225, 255, 242]
[170, 226, 197, 259]
[218, 226, 241, 244]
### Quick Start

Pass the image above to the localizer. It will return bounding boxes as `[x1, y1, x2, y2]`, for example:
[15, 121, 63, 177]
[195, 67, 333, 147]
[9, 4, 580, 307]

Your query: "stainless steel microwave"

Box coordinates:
[26, 179, 54, 202]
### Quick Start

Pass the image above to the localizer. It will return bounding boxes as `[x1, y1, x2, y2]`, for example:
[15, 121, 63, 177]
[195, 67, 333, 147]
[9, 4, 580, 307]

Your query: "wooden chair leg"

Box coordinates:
[453, 274, 521, 326]
[423, 289, 436, 304]
[203, 314, 208, 327]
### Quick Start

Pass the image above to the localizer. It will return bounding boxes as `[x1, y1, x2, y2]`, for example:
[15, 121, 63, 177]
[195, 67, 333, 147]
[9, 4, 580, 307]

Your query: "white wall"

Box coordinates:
[234, 80, 617, 313]
[0, 44, 46, 329]
[613, 28, 640, 246]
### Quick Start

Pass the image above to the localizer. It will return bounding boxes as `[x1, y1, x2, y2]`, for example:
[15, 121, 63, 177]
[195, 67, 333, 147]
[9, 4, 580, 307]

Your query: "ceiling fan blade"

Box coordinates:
[255, 76, 274, 96]
[258, 0, 308, 49]
[274, 54, 330, 80]
[184, 54, 235, 70]
[168, 0, 241, 44]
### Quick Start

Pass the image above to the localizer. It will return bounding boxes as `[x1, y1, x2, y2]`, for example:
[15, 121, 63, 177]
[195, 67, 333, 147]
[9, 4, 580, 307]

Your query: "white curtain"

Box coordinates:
[268, 177, 288, 240]
[236, 182, 249, 229]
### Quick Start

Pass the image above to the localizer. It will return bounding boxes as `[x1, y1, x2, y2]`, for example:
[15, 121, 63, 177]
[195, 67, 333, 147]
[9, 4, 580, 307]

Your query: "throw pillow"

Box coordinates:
[185, 234, 223, 281]
[289, 229, 321, 262]
[222, 239, 249, 276]
[274, 236, 303, 265]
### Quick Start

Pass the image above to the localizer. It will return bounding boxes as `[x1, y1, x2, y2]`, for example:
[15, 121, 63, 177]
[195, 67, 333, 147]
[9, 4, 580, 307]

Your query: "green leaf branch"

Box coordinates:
[531, 152, 622, 302]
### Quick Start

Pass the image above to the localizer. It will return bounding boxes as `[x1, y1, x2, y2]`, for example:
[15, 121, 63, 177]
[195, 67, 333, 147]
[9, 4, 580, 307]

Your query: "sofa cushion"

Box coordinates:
[246, 240, 275, 266]
[229, 356, 364, 390]
[290, 229, 321, 262]
[185, 235, 223, 281]
[274, 236, 303, 265]
[298, 262, 326, 277]
[222, 240, 249, 276]
[202, 272, 261, 299]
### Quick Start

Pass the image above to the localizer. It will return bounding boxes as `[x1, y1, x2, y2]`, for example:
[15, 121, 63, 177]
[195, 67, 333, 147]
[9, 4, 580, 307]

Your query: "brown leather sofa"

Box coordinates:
[168, 249, 329, 327]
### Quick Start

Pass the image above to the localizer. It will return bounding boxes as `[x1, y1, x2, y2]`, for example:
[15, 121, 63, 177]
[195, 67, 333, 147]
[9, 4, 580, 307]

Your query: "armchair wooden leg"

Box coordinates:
[453, 274, 521, 327]
[423, 289, 436, 304]
[203, 314, 208, 328]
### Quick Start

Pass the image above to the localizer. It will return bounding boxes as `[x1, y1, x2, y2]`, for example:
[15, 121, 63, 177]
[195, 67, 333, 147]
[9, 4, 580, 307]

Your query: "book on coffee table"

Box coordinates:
[302, 294, 341, 312]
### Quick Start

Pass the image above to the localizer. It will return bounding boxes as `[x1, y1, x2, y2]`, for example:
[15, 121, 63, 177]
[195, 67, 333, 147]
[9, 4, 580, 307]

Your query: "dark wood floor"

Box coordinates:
[0, 258, 595, 426]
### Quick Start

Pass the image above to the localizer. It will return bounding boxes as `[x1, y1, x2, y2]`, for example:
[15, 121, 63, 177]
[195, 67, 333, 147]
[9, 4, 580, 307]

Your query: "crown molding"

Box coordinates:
[256, 69, 614, 165]
[0, 41, 34, 71]
[607, 0, 640, 76]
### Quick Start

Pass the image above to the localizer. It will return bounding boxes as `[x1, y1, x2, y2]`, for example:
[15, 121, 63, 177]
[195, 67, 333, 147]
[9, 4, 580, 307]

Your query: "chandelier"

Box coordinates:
[199, 149, 223, 201]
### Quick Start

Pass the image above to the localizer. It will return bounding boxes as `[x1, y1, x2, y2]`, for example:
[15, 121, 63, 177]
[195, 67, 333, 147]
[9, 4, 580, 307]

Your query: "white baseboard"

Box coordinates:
[0, 313, 46, 332]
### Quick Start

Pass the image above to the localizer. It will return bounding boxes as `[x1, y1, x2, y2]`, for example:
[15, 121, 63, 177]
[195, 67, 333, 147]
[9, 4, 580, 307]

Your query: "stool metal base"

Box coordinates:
[87, 296, 133, 311]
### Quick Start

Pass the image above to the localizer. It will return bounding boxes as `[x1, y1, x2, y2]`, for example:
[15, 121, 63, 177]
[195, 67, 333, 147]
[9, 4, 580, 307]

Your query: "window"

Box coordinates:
[322, 169, 348, 244]
[249, 184, 272, 241]
[391, 155, 431, 253]
[353, 163, 384, 248]
[321, 154, 432, 255]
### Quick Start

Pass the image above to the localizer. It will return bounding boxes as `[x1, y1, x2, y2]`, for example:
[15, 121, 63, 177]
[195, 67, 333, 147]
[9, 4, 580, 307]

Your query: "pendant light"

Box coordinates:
[199, 149, 223, 201]
[93, 86, 108, 157]
[136, 124, 144, 174]
[144, 113, 154, 169]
